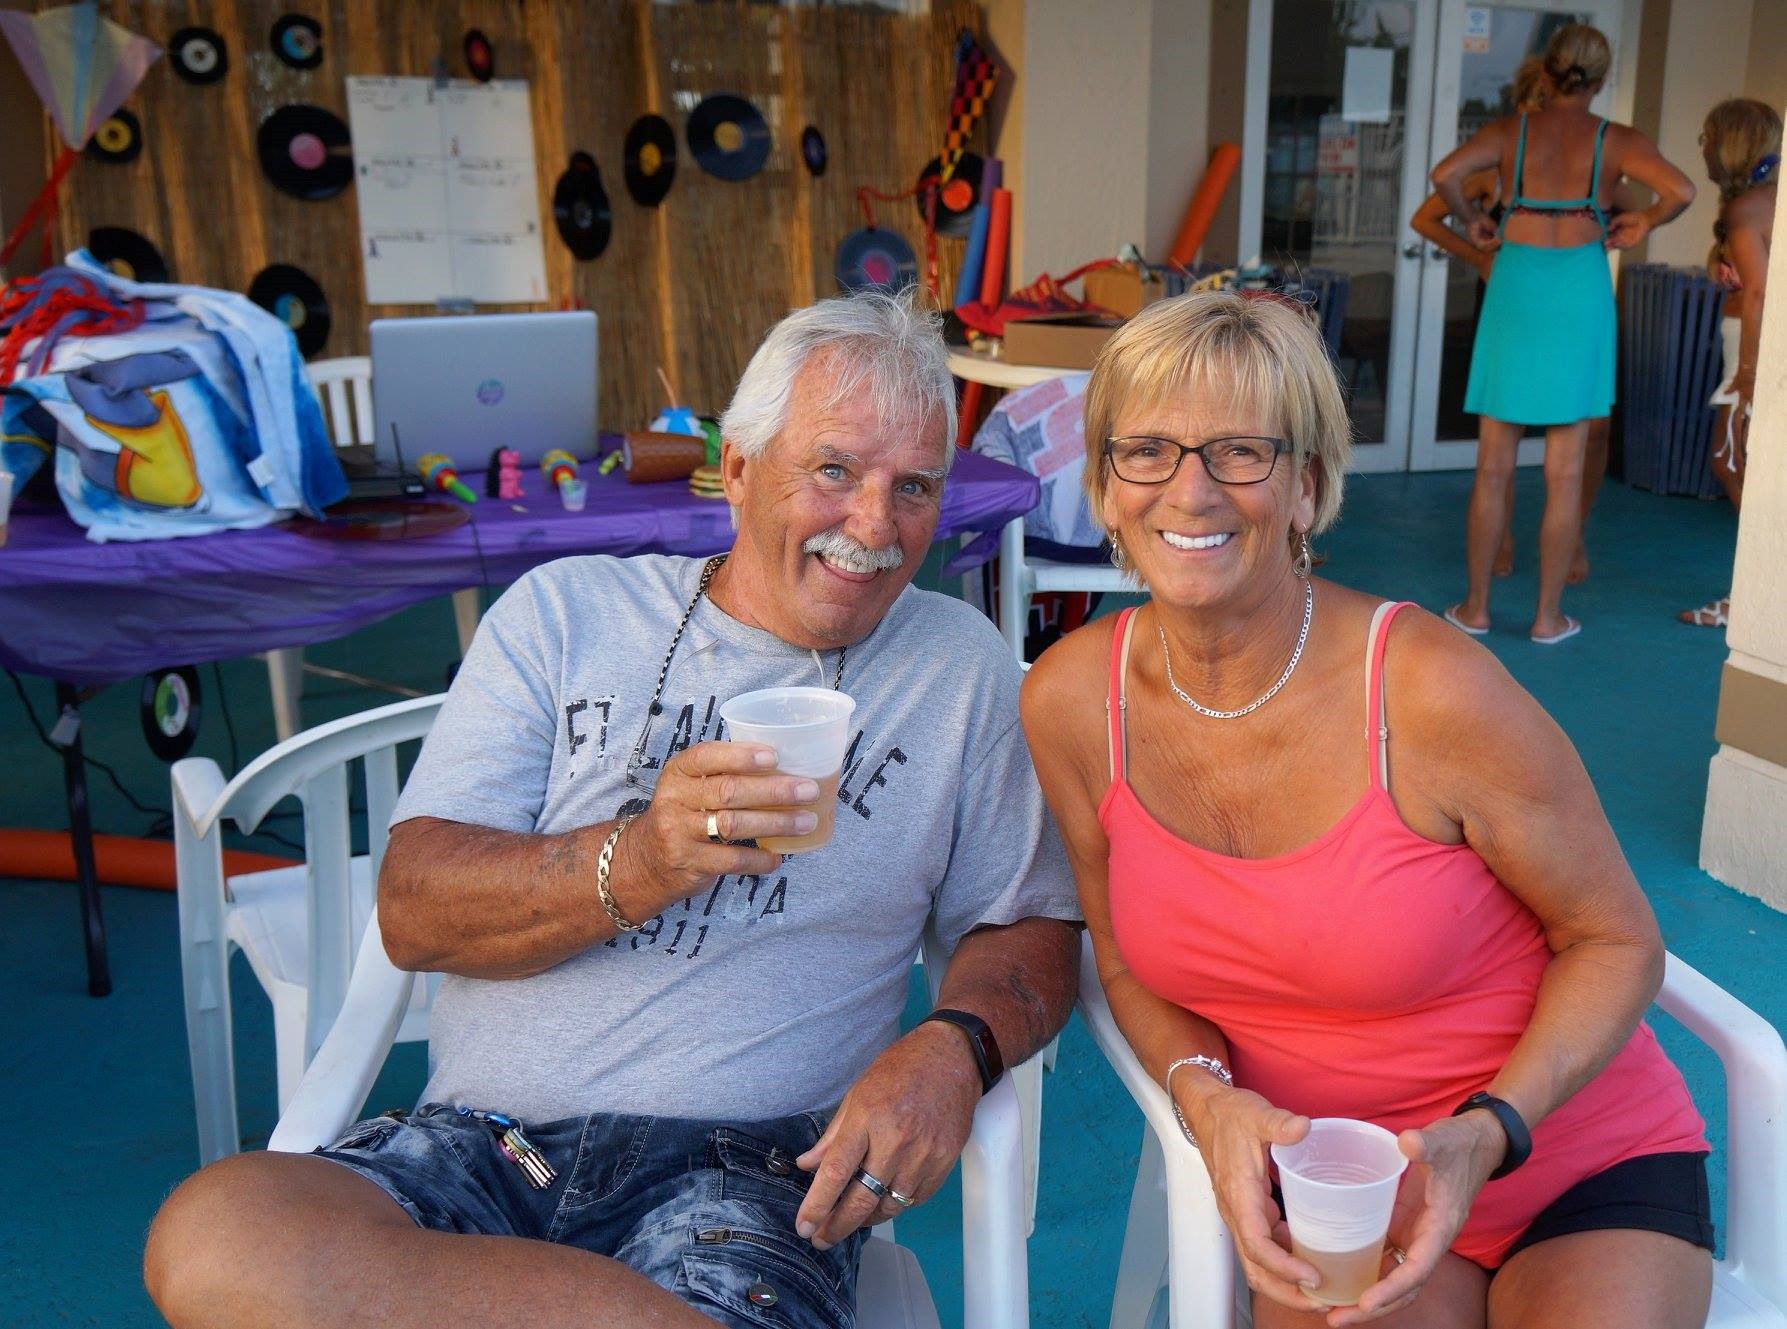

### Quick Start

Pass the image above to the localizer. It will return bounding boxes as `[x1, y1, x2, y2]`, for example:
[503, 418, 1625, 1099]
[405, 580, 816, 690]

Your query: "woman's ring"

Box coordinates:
[706, 812, 724, 844]
[1388, 1245, 1407, 1266]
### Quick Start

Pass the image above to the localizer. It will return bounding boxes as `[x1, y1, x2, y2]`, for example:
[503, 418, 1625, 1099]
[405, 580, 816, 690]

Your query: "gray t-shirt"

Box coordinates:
[392, 554, 1079, 1122]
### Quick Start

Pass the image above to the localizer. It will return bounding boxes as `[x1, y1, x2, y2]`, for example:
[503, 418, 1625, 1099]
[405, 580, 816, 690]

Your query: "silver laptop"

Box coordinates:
[370, 311, 598, 474]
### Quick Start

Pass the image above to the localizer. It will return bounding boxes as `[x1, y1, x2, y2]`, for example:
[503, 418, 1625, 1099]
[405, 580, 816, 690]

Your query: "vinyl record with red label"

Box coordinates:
[835, 227, 917, 293]
[553, 151, 612, 260]
[170, 27, 228, 85]
[913, 151, 983, 237]
[801, 125, 827, 177]
[687, 94, 771, 181]
[623, 114, 677, 206]
[88, 227, 169, 283]
[270, 13, 323, 69]
[248, 263, 332, 358]
[86, 109, 142, 164]
[463, 29, 494, 82]
[258, 104, 352, 200]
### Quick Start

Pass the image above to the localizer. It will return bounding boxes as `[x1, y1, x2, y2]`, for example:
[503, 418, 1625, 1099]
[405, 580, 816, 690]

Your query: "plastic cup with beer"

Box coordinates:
[718, 686, 855, 853]
[1271, 1118, 1408, 1307]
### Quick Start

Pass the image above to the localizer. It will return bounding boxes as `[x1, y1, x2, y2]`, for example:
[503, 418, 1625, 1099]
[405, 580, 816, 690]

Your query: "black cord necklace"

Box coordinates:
[625, 555, 847, 790]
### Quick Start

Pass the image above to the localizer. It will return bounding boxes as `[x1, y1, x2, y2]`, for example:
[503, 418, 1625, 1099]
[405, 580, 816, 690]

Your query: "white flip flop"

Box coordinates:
[1530, 617, 1582, 645]
[1443, 605, 1489, 637]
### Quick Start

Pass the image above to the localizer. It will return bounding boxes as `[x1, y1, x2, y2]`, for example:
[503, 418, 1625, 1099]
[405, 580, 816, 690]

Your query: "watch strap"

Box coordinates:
[921, 1008, 1003, 1095]
[1453, 1092, 1531, 1180]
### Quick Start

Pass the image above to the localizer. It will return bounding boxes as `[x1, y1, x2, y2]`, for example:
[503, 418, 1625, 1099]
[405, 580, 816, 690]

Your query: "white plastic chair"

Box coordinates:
[996, 517, 1129, 663]
[172, 694, 444, 1165]
[264, 359, 479, 741]
[1077, 933, 1787, 1329]
[269, 909, 1033, 1329]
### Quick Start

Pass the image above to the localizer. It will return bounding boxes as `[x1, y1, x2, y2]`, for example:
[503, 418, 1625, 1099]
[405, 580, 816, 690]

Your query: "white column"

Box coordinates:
[1699, 133, 1787, 911]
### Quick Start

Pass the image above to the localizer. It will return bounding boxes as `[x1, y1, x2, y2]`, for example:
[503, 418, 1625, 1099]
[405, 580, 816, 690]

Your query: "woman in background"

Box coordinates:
[1410, 58, 1620, 587]
[1679, 98, 1777, 628]
[1432, 24, 1694, 643]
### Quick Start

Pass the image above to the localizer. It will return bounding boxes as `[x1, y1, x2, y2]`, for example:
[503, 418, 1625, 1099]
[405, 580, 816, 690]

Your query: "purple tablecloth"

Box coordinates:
[0, 450, 1036, 686]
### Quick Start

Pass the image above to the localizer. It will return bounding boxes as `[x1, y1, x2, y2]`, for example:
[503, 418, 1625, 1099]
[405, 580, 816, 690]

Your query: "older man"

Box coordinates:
[145, 290, 1080, 1329]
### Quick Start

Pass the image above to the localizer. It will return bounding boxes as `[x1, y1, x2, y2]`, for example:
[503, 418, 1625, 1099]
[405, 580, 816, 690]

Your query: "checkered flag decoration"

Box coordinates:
[940, 30, 998, 183]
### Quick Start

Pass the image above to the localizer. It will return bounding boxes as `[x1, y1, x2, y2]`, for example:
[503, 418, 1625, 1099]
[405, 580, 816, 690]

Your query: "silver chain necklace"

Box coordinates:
[1157, 578, 1313, 720]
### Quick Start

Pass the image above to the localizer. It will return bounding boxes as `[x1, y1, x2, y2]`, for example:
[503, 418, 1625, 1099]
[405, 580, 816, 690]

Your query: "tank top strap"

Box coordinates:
[1364, 601, 1414, 791]
[1106, 607, 1141, 783]
[1589, 117, 1610, 229]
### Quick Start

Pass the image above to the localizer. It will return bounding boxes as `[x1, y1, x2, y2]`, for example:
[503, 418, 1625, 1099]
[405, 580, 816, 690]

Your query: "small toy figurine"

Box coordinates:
[496, 448, 524, 499]
[419, 452, 478, 503]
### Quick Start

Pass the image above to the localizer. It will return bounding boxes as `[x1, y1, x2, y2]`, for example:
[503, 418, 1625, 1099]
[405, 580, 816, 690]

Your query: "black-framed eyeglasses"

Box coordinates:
[1104, 435, 1290, 486]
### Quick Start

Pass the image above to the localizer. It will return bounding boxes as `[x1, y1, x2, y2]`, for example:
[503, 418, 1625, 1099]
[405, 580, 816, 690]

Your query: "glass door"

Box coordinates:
[1256, 0, 1441, 472]
[1406, 0, 1625, 469]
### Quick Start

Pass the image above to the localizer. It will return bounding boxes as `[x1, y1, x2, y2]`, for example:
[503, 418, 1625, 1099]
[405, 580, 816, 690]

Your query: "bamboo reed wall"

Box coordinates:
[47, 0, 978, 430]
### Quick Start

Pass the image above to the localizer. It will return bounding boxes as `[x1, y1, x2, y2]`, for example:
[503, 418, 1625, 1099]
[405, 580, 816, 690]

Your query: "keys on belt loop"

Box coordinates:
[456, 1107, 558, 1190]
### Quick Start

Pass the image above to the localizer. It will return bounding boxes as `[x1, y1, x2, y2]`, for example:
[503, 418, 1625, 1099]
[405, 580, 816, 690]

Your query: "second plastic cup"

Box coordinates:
[1271, 1118, 1408, 1307]
[718, 687, 856, 853]
[559, 478, 589, 512]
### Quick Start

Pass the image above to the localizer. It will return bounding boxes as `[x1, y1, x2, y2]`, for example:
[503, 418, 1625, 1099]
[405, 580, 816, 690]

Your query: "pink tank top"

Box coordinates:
[1100, 602, 1707, 1268]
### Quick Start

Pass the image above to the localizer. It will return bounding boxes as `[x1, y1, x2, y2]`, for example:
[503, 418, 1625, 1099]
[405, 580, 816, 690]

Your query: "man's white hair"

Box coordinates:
[720, 288, 957, 466]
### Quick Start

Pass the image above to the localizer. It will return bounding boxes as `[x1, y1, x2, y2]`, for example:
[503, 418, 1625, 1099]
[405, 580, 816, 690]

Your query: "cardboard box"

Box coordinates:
[1002, 312, 1126, 370]
[1083, 265, 1166, 319]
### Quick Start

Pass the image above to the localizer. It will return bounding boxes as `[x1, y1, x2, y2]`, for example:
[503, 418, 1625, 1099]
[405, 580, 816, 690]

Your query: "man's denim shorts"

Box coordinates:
[315, 1104, 869, 1329]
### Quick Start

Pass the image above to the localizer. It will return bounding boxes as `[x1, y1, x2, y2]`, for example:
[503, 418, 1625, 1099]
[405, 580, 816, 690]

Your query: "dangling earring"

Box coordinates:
[1109, 540, 1126, 571]
[1293, 530, 1312, 578]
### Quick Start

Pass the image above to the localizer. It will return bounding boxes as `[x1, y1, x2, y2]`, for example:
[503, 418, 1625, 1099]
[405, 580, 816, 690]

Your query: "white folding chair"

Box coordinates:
[996, 516, 1129, 663]
[264, 359, 480, 741]
[1077, 933, 1787, 1329]
[172, 694, 444, 1165]
[269, 910, 1034, 1329]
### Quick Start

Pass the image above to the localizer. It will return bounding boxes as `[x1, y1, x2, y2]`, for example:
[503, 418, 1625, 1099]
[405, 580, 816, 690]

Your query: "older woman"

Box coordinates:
[1023, 291, 1712, 1328]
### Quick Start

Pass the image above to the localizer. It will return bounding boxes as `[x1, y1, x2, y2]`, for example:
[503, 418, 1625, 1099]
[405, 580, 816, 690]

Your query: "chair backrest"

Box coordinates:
[306, 356, 374, 449]
[174, 694, 444, 1062]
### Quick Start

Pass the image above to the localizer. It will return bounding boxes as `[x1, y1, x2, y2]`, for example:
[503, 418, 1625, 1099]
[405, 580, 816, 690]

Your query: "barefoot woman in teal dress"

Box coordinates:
[1432, 24, 1694, 643]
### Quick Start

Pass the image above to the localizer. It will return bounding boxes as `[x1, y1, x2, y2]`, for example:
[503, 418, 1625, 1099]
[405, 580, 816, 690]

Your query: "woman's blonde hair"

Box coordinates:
[1511, 57, 1547, 114]
[1082, 290, 1351, 569]
[1703, 98, 1783, 200]
[1543, 24, 1611, 95]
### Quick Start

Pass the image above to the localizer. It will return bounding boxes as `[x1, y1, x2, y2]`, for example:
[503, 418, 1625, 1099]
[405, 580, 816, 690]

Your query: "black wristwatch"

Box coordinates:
[921, 1008, 1005, 1096]
[1453, 1092, 1532, 1180]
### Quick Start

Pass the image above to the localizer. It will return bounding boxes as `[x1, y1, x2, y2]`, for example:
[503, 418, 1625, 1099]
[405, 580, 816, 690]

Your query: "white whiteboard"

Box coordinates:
[346, 77, 548, 305]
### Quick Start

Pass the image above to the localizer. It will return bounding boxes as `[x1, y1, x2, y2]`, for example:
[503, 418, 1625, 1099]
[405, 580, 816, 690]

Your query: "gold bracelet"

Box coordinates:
[596, 815, 641, 932]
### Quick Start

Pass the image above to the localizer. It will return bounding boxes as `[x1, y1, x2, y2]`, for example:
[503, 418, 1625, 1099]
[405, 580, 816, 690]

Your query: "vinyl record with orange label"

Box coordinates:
[913, 151, 983, 237]
[87, 109, 142, 164]
[88, 227, 169, 283]
[624, 114, 677, 206]
[463, 28, 494, 82]
[687, 94, 770, 181]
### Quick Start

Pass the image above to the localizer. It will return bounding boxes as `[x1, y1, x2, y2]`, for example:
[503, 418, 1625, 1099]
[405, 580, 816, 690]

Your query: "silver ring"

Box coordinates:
[852, 1167, 892, 1202]
[1388, 1245, 1407, 1266]
[706, 811, 724, 844]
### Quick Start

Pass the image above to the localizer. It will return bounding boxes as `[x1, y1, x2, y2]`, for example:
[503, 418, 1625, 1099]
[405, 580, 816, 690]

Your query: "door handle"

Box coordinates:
[1401, 241, 1424, 259]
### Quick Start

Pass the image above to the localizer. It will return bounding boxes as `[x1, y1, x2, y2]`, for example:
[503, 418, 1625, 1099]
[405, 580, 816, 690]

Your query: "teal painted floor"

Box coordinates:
[3, 469, 1780, 1328]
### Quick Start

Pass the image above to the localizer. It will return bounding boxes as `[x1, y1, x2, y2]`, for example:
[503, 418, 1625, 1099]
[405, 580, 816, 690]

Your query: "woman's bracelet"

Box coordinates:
[596, 815, 641, 933]
[1165, 1055, 1234, 1148]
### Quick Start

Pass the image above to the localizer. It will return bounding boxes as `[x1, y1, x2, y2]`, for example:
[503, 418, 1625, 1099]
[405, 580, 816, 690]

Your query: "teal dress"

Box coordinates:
[1465, 116, 1616, 426]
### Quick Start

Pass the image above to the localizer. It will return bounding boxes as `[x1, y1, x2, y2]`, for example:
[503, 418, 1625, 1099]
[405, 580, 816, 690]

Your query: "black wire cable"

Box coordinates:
[211, 660, 241, 776]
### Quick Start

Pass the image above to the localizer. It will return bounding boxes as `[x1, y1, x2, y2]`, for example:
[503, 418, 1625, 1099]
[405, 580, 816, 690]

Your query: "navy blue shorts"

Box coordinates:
[316, 1104, 868, 1329]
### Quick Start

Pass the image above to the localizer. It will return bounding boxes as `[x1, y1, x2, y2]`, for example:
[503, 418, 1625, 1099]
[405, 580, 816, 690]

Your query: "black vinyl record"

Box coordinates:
[914, 150, 984, 237]
[257, 104, 352, 200]
[835, 227, 917, 293]
[800, 125, 827, 178]
[271, 13, 323, 69]
[463, 29, 494, 82]
[686, 94, 771, 182]
[170, 27, 228, 85]
[248, 263, 332, 358]
[86, 108, 142, 164]
[552, 152, 612, 260]
[88, 226, 168, 283]
[140, 666, 202, 762]
[623, 114, 677, 207]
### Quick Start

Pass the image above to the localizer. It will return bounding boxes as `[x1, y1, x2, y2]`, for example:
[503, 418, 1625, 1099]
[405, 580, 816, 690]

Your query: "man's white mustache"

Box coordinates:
[802, 528, 905, 574]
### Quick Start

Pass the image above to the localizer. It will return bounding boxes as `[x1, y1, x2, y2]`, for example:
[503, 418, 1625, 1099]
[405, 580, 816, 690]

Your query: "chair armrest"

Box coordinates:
[1657, 952, 1787, 1306]
[959, 1066, 1030, 1329]
[1076, 934, 1237, 1327]
[171, 757, 229, 829]
[267, 909, 415, 1154]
